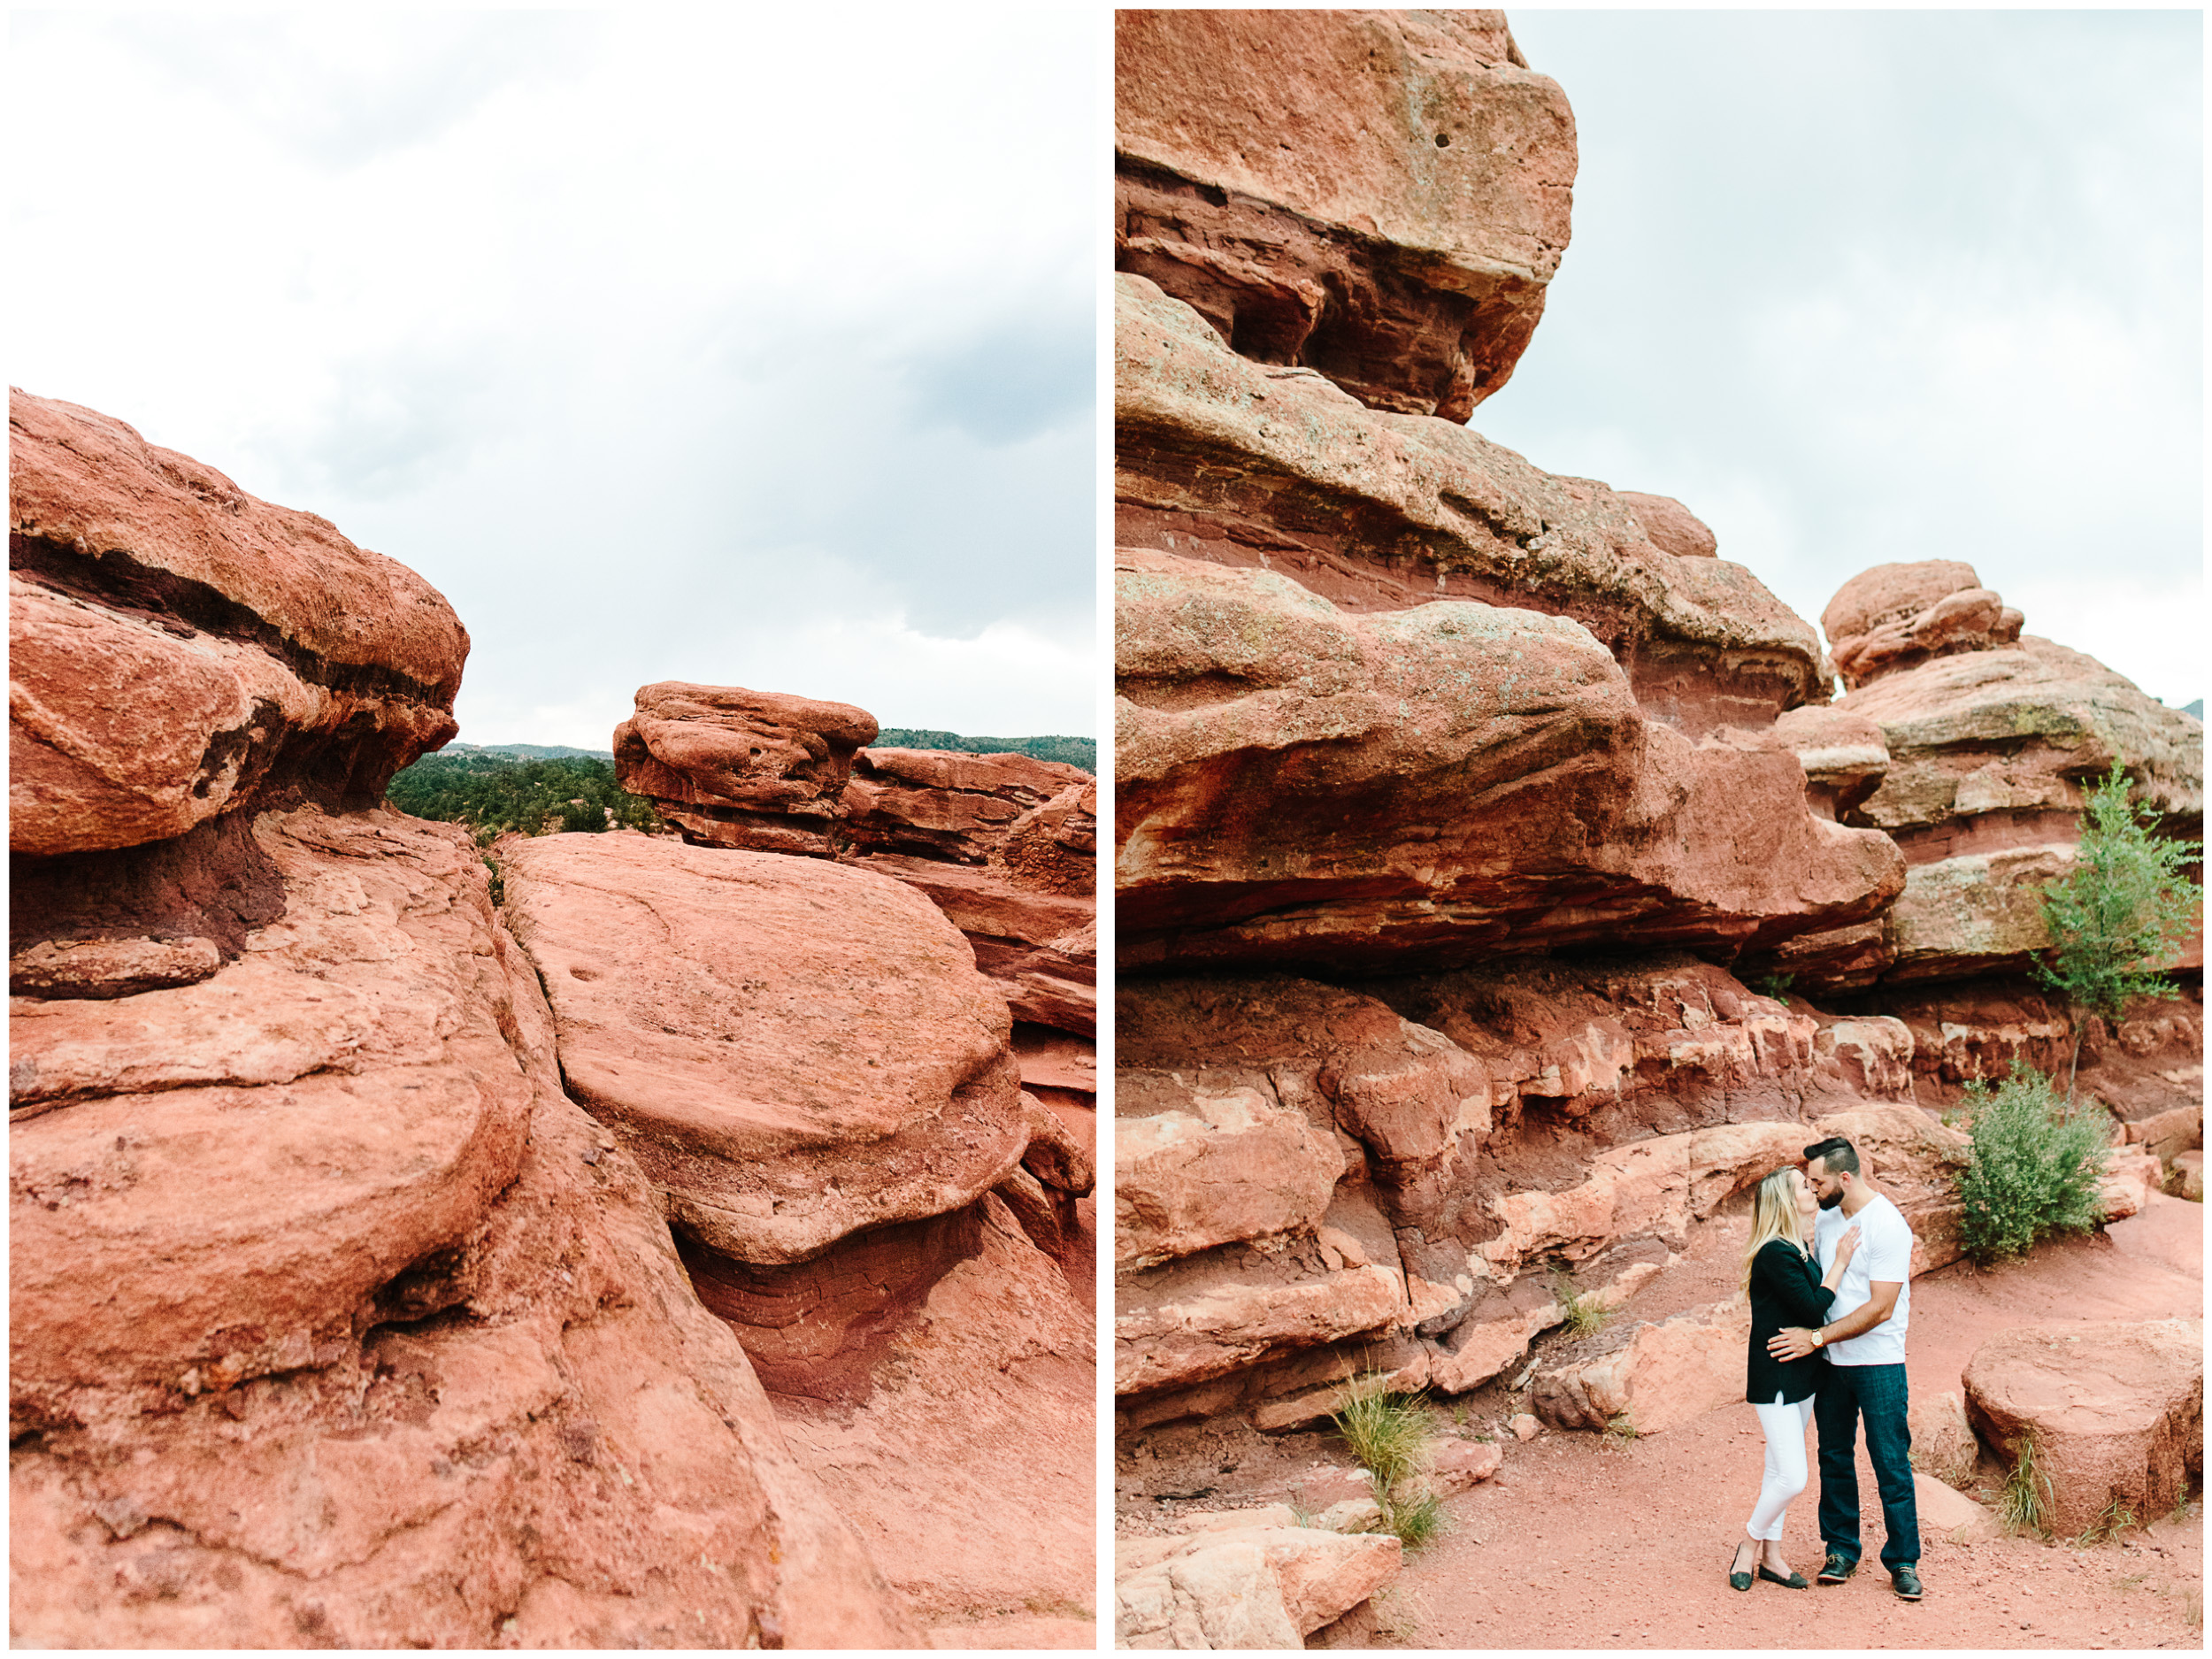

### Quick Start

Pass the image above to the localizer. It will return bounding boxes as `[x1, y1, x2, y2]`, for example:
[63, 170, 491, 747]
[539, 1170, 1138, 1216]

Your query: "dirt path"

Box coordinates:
[1373, 1193, 2203, 1649]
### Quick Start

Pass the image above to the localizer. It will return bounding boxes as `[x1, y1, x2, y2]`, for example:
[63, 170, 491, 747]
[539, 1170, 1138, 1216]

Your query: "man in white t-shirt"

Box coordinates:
[1765, 1134, 1923, 1601]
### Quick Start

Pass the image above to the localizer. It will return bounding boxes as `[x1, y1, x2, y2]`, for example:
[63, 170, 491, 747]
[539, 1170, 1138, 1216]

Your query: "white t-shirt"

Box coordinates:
[1813, 1192, 1912, 1366]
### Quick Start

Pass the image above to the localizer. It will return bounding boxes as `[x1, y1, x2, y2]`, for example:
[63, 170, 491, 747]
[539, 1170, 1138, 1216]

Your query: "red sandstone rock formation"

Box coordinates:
[1117, 276, 1834, 735]
[10, 393, 467, 865]
[1962, 1319, 2203, 1537]
[611, 680, 878, 857]
[1115, 9, 1572, 421]
[842, 746, 1090, 864]
[1116, 547, 1902, 972]
[9, 391, 1088, 1647]
[1822, 559, 2024, 690]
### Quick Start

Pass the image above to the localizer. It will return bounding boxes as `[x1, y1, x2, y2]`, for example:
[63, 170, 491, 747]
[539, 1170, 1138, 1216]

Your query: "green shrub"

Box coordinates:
[1385, 1489, 1446, 1548]
[2033, 765, 2202, 1098]
[1999, 1430, 2053, 1536]
[1955, 1067, 2113, 1263]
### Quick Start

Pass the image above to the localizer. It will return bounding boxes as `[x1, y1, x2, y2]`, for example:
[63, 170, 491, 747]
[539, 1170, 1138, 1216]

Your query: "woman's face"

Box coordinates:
[1789, 1168, 1816, 1225]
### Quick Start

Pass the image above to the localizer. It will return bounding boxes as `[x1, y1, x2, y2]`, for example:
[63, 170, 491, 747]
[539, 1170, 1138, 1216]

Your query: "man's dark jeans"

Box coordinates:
[1815, 1360, 1920, 1573]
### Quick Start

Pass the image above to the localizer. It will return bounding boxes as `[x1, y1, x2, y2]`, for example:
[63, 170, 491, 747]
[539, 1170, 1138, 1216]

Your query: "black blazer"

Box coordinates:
[1746, 1238, 1836, 1405]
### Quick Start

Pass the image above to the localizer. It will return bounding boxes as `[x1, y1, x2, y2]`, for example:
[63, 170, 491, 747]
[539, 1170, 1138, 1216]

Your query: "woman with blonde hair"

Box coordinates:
[1729, 1163, 1858, 1591]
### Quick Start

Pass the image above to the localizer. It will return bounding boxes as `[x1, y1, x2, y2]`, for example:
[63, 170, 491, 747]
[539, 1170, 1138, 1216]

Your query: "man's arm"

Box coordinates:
[1765, 1279, 1901, 1362]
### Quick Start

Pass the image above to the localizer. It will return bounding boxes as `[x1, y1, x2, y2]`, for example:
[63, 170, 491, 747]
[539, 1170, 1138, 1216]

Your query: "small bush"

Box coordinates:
[1549, 1271, 1608, 1340]
[1999, 1431, 2053, 1536]
[1385, 1489, 1446, 1548]
[2076, 1496, 2135, 1546]
[1955, 1065, 2113, 1264]
[1604, 1411, 1640, 1446]
[1332, 1377, 1431, 1492]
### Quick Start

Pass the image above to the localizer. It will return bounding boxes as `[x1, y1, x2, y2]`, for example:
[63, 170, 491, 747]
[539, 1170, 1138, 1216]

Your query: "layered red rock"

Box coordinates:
[1116, 1517, 1400, 1645]
[9, 806, 911, 1647]
[611, 680, 878, 857]
[841, 746, 1090, 864]
[1756, 624, 2204, 993]
[1963, 1318, 2204, 1537]
[9, 393, 467, 865]
[1822, 560, 2024, 690]
[1112, 965, 1916, 1411]
[499, 833, 1027, 1264]
[1115, 9, 1572, 420]
[1116, 275, 1834, 733]
[1116, 547, 1902, 972]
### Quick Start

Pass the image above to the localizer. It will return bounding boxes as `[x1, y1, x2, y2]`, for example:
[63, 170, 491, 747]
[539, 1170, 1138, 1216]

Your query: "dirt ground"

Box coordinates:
[1118, 1191, 2203, 1649]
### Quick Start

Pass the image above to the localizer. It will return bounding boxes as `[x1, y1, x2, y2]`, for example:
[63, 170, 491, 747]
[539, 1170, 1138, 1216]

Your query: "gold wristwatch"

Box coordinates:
[1812, 1330, 1825, 1348]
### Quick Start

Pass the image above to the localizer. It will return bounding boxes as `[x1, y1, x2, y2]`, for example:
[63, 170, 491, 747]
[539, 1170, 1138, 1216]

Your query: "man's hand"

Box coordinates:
[1767, 1326, 1820, 1362]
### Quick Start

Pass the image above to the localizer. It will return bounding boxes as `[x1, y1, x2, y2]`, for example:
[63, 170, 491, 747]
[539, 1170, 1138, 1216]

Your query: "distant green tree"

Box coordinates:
[386, 753, 664, 841]
[2032, 765, 2202, 1100]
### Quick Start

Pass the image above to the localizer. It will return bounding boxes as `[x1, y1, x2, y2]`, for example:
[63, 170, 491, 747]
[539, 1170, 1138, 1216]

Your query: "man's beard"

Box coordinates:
[1817, 1188, 1844, 1210]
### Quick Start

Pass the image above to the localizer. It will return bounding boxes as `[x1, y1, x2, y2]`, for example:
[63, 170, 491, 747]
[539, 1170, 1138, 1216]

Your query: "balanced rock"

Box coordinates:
[1115, 9, 1572, 420]
[1116, 277, 1835, 733]
[1823, 560, 2024, 690]
[500, 833, 1026, 1263]
[612, 680, 878, 857]
[9, 393, 466, 864]
[1962, 1318, 2204, 1537]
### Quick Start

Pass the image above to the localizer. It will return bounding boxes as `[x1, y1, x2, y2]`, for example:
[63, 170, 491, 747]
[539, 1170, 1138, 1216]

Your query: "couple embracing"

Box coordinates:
[1730, 1134, 1924, 1601]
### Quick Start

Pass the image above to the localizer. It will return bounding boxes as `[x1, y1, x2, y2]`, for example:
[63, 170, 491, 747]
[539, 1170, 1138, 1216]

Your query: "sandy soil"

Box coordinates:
[1120, 1192, 2203, 1649]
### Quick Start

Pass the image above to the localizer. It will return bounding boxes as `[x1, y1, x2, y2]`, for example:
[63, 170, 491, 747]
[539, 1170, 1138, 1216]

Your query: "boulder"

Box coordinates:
[1822, 560, 2022, 690]
[1116, 277, 1836, 734]
[8, 394, 466, 864]
[611, 680, 878, 857]
[2169, 1149, 2204, 1202]
[8, 805, 913, 1648]
[1962, 1319, 2204, 1538]
[1909, 1388, 1983, 1486]
[1116, 547, 1902, 972]
[841, 747, 1091, 864]
[1423, 1437, 1503, 1495]
[1914, 1473, 2003, 1546]
[1114, 1523, 1401, 1646]
[1115, 1256, 1404, 1397]
[1117, 1087, 1342, 1271]
[1115, 10, 1572, 419]
[1530, 1296, 1747, 1435]
[499, 833, 1027, 1264]
[1618, 492, 1717, 559]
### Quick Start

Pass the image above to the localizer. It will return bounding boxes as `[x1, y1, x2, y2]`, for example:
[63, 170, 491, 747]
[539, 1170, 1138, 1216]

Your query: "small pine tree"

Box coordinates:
[2032, 765, 2202, 1099]
[1955, 1067, 2114, 1263]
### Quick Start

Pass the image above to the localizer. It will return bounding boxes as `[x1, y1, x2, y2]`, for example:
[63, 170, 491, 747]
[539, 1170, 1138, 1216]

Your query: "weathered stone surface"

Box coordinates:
[1909, 1388, 1983, 1486]
[1963, 1318, 2204, 1537]
[501, 833, 1026, 1264]
[1115, 1523, 1400, 1646]
[1117, 1086, 1342, 1271]
[1618, 491, 1717, 559]
[1115, 9, 1571, 420]
[1115, 1256, 1404, 1397]
[1823, 560, 2023, 690]
[8, 805, 913, 1648]
[842, 747, 1091, 864]
[1915, 1473, 2003, 1546]
[1531, 1296, 1748, 1435]
[1704, 704, 1889, 822]
[1117, 278, 1837, 733]
[995, 778, 1097, 891]
[2169, 1150, 2203, 1202]
[1116, 548, 1901, 972]
[851, 852, 1096, 1035]
[611, 680, 878, 857]
[10, 391, 466, 861]
[1422, 1436, 1503, 1495]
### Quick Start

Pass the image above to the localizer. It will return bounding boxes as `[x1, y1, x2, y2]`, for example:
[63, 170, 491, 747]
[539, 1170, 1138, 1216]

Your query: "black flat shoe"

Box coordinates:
[1816, 1552, 1858, 1586]
[1728, 1544, 1756, 1592]
[1758, 1565, 1809, 1589]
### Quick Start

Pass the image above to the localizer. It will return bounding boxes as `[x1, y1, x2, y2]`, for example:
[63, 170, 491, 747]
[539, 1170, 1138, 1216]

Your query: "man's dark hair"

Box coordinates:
[1803, 1136, 1861, 1177]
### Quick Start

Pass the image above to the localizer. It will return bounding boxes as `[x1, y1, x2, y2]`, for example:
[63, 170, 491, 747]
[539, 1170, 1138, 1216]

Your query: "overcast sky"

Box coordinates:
[11, 11, 1098, 748]
[1477, 10, 2202, 710]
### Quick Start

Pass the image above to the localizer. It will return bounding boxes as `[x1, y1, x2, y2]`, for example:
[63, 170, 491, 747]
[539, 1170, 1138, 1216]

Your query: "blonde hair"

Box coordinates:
[1741, 1166, 1809, 1296]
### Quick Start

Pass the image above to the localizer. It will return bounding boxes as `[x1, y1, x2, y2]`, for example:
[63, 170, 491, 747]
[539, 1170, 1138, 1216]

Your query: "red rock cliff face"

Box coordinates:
[1108, 10, 2200, 1493]
[4, 391, 942, 1647]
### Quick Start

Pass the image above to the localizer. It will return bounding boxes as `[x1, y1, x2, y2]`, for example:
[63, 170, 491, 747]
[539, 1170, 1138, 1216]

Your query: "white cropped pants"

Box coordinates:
[1745, 1393, 1816, 1540]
